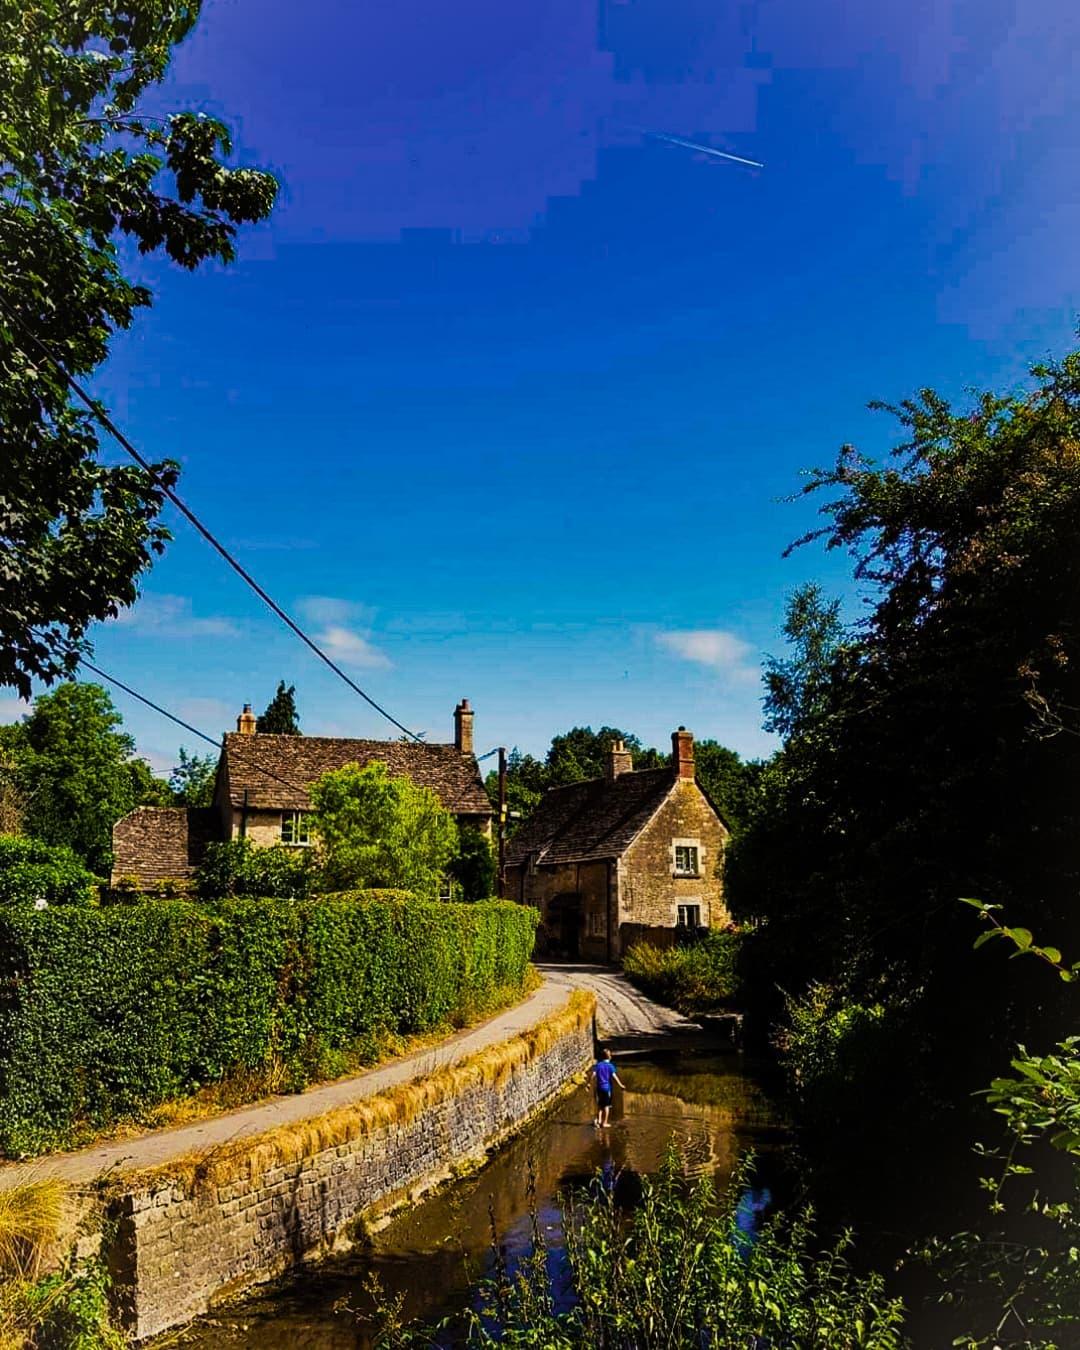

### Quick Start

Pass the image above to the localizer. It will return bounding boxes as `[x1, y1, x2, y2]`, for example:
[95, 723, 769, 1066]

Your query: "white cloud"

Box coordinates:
[654, 629, 758, 684]
[112, 595, 239, 639]
[318, 625, 392, 670]
[0, 696, 31, 725]
[297, 597, 391, 670]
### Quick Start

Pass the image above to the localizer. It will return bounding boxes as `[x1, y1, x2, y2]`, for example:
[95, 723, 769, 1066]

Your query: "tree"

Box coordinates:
[731, 347, 1080, 1237]
[310, 761, 459, 896]
[169, 746, 217, 805]
[257, 681, 300, 734]
[692, 740, 762, 839]
[16, 682, 141, 871]
[127, 755, 172, 806]
[762, 583, 846, 741]
[0, 2, 277, 698]
[546, 725, 648, 784]
[449, 826, 497, 902]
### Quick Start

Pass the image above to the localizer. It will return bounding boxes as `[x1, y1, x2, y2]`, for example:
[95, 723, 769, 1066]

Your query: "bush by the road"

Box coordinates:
[0, 835, 96, 910]
[623, 930, 743, 1016]
[0, 894, 538, 1156]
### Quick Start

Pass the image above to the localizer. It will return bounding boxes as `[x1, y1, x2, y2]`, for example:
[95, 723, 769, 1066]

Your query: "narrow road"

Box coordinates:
[536, 962, 700, 1042]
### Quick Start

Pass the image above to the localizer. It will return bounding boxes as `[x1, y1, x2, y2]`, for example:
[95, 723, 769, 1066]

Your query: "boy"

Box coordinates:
[591, 1047, 625, 1127]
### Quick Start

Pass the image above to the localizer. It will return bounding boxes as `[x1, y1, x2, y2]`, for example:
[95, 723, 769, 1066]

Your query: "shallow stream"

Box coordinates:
[172, 1048, 789, 1349]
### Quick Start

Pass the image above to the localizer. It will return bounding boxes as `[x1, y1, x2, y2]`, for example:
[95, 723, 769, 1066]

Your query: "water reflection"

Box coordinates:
[169, 1051, 787, 1349]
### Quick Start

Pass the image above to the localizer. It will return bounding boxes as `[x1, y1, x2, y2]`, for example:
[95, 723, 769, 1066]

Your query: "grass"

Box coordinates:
[622, 931, 743, 1018]
[125, 989, 595, 1198]
[0, 1174, 66, 1281]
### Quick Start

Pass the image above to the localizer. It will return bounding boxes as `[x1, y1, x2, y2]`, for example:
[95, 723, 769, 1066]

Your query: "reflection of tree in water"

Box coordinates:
[619, 1056, 783, 1126]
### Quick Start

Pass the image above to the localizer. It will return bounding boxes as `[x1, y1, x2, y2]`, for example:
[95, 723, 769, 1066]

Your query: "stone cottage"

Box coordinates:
[111, 700, 492, 887]
[503, 728, 729, 961]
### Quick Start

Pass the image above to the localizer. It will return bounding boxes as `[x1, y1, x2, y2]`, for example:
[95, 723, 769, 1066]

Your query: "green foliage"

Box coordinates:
[0, 835, 96, 909]
[0, 894, 538, 1155]
[310, 760, 459, 896]
[257, 680, 301, 734]
[126, 755, 172, 806]
[730, 351, 1080, 1185]
[368, 1148, 906, 1348]
[17, 1258, 125, 1350]
[449, 826, 497, 902]
[15, 682, 142, 871]
[0, 0, 277, 697]
[622, 931, 743, 1016]
[196, 837, 314, 900]
[169, 746, 217, 806]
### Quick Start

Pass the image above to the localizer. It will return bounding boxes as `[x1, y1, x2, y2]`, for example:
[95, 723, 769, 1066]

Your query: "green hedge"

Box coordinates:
[0, 835, 97, 909]
[0, 893, 538, 1156]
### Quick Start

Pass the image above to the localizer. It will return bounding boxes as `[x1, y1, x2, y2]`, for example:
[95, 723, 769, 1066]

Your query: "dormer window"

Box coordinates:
[281, 810, 312, 847]
[674, 844, 699, 877]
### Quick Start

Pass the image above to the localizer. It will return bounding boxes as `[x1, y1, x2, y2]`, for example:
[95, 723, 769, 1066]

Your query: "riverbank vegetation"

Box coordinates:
[622, 930, 743, 1017]
[364, 1146, 905, 1348]
[721, 350, 1080, 1341]
[0, 894, 538, 1156]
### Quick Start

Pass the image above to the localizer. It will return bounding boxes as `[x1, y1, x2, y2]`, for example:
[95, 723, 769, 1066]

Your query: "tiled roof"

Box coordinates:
[221, 734, 492, 817]
[504, 769, 676, 866]
[111, 807, 219, 883]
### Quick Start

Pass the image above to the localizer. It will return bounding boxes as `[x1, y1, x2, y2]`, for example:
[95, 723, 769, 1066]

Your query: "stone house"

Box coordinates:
[503, 728, 729, 962]
[111, 700, 492, 887]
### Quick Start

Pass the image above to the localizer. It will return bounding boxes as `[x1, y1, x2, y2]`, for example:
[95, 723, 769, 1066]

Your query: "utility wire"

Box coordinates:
[0, 297, 425, 744]
[80, 659, 318, 802]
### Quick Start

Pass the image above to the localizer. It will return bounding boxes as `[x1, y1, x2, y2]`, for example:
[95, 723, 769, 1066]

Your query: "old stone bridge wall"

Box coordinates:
[104, 991, 595, 1341]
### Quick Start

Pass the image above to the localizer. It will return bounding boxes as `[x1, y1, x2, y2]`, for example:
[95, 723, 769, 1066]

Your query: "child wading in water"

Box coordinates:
[591, 1047, 625, 1127]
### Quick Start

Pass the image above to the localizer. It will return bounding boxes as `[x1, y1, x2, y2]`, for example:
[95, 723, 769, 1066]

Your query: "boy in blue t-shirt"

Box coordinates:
[591, 1048, 625, 1127]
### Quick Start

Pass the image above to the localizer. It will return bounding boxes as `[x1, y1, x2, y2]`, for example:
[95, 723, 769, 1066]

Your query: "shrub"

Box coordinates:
[448, 827, 497, 902]
[196, 837, 315, 900]
[0, 835, 96, 910]
[0, 894, 538, 1156]
[363, 1147, 906, 1348]
[623, 929, 743, 1016]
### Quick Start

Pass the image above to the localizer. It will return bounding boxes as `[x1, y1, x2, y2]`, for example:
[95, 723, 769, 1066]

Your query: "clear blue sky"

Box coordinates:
[12, 0, 1080, 771]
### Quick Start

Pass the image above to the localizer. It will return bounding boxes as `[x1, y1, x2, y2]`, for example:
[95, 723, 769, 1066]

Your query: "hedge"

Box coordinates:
[0, 893, 538, 1156]
[0, 836, 97, 909]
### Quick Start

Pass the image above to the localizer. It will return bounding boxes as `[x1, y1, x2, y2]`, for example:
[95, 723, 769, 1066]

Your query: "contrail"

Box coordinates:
[645, 131, 763, 169]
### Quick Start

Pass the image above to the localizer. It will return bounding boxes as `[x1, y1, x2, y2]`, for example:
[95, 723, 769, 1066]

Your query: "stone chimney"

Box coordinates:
[606, 737, 633, 778]
[237, 703, 257, 736]
[671, 726, 695, 780]
[454, 699, 474, 755]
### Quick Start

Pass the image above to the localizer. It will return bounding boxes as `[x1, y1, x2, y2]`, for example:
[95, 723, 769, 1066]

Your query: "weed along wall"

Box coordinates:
[102, 990, 595, 1341]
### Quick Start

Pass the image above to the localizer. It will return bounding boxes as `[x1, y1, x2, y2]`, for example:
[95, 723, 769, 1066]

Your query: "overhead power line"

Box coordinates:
[80, 658, 316, 801]
[0, 297, 424, 744]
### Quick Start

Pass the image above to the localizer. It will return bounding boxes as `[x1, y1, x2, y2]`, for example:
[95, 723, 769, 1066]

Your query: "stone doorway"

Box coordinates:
[548, 892, 583, 959]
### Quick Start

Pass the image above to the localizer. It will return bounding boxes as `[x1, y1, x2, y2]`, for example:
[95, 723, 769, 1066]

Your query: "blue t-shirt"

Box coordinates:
[594, 1059, 616, 1091]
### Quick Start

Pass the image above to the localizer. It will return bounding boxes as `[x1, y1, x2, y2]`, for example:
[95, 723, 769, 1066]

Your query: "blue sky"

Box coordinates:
[10, 0, 1080, 770]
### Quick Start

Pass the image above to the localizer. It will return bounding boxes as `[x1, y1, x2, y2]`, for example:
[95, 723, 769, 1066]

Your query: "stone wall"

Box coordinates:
[104, 992, 595, 1342]
[508, 859, 611, 960]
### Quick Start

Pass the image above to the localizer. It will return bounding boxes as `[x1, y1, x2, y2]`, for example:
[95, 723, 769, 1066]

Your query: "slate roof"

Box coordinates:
[111, 806, 218, 883]
[220, 733, 492, 817]
[504, 768, 676, 866]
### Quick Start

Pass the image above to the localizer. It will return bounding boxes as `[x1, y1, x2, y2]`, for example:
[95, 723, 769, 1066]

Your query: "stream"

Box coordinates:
[172, 1047, 790, 1348]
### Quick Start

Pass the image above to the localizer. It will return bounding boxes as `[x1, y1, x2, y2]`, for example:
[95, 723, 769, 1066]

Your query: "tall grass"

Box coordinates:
[0, 1175, 65, 1280]
[622, 930, 743, 1017]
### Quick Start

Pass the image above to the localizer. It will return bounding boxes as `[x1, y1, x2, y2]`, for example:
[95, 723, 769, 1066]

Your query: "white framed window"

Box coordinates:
[438, 875, 454, 902]
[677, 903, 701, 928]
[280, 810, 312, 847]
[674, 844, 700, 876]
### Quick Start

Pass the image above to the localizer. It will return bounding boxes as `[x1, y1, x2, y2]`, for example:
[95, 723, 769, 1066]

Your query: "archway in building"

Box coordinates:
[547, 892, 583, 959]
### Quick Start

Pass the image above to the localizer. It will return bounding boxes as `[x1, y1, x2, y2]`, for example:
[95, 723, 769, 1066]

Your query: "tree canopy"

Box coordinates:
[257, 680, 300, 734]
[310, 761, 459, 896]
[0, 1, 277, 697]
[730, 349, 1080, 1195]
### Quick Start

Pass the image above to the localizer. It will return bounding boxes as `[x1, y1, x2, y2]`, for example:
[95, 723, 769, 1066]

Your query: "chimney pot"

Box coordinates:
[671, 726, 695, 779]
[237, 703, 257, 736]
[454, 698, 475, 755]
